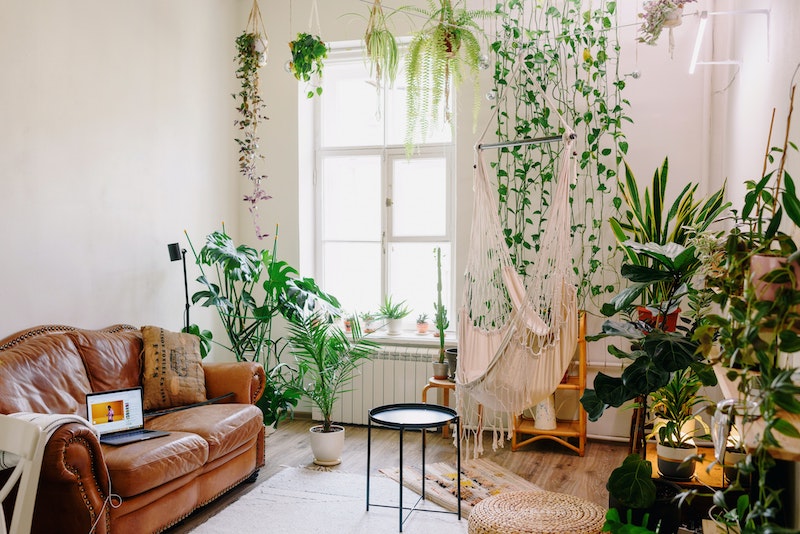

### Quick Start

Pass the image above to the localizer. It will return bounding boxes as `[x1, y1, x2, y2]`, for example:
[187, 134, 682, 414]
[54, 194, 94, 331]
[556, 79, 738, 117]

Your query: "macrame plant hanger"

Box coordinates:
[456, 52, 579, 457]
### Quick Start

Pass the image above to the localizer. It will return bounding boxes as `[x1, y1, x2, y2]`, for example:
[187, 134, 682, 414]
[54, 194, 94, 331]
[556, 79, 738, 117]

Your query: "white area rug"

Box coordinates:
[191, 466, 468, 533]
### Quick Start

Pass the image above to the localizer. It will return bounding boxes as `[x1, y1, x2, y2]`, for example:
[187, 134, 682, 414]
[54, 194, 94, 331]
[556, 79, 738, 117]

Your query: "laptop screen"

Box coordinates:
[86, 387, 145, 436]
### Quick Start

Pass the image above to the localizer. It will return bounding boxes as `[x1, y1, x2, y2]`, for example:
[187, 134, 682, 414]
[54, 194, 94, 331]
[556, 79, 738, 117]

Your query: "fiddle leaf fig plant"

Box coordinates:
[289, 32, 328, 98]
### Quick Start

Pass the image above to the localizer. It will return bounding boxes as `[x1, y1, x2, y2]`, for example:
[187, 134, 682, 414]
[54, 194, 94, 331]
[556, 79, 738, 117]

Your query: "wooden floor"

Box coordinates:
[167, 414, 628, 532]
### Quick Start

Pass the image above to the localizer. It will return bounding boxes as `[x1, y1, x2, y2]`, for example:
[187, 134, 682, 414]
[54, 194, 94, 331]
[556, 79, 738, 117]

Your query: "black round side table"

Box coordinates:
[366, 402, 462, 532]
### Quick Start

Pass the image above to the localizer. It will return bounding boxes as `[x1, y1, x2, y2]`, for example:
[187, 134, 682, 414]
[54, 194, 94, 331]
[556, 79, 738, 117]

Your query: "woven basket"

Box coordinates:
[468, 490, 606, 534]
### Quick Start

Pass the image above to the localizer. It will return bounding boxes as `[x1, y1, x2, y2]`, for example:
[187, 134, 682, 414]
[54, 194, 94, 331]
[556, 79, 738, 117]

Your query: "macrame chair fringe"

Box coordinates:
[456, 54, 579, 457]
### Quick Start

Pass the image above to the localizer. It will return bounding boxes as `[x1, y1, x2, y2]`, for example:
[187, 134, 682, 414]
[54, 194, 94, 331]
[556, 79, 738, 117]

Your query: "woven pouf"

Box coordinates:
[468, 491, 606, 534]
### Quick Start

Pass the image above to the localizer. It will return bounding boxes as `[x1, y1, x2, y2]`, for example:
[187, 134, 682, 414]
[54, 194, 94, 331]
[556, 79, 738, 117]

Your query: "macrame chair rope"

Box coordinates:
[456, 52, 579, 456]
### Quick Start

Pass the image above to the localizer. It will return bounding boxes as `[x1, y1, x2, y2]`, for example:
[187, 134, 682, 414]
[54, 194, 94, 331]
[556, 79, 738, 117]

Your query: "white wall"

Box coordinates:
[0, 1, 246, 340]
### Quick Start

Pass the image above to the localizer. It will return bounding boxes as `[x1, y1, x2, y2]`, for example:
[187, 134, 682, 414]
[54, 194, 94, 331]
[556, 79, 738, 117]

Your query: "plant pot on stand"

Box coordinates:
[432, 361, 449, 380]
[309, 425, 345, 466]
[445, 347, 457, 381]
[656, 442, 698, 480]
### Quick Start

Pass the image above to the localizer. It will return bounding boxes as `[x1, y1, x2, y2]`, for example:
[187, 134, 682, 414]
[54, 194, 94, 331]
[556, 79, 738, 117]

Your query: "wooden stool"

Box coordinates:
[421, 377, 455, 437]
[467, 491, 606, 534]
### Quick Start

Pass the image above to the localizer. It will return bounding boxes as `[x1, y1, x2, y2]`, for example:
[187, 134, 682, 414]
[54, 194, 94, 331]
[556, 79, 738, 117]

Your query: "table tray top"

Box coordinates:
[369, 402, 458, 429]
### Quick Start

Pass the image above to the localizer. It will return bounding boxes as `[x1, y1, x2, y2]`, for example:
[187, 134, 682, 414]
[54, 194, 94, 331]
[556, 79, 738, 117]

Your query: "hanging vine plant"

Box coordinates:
[403, 0, 493, 151]
[491, 0, 630, 310]
[363, 0, 400, 90]
[235, 0, 271, 239]
[289, 32, 328, 98]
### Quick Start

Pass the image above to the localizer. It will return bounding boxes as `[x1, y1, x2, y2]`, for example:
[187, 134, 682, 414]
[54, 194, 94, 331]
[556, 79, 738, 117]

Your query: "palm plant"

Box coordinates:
[403, 0, 492, 151]
[288, 313, 378, 433]
[648, 368, 709, 448]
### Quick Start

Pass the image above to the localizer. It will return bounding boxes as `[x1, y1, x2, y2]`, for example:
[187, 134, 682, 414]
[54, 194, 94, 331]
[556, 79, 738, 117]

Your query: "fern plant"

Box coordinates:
[403, 0, 492, 152]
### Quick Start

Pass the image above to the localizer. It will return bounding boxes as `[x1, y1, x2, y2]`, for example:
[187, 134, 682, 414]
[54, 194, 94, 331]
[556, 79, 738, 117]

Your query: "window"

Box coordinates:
[310, 43, 455, 334]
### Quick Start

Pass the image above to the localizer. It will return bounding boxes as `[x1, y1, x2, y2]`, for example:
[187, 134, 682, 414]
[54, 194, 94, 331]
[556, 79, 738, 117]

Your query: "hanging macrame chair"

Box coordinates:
[456, 61, 579, 454]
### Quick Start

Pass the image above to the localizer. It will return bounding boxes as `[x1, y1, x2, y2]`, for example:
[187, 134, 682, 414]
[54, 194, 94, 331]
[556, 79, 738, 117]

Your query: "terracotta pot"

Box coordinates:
[309, 424, 345, 466]
[416, 322, 429, 334]
[637, 306, 680, 332]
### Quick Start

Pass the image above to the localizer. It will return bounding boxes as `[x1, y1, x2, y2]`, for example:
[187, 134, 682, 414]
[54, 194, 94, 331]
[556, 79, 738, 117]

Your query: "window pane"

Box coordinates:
[323, 242, 381, 313]
[388, 243, 451, 327]
[321, 156, 382, 241]
[392, 157, 447, 236]
[321, 61, 383, 147]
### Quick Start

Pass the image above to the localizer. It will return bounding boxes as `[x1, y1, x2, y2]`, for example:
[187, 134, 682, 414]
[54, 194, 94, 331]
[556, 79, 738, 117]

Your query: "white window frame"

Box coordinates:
[309, 41, 456, 335]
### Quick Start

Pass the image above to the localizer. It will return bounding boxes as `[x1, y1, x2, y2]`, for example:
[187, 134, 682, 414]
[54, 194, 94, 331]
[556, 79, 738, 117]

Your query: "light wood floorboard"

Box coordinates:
[167, 415, 628, 532]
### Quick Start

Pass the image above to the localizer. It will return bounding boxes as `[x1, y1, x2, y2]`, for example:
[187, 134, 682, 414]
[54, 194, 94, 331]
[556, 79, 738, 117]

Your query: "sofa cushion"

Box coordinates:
[66, 329, 143, 392]
[141, 326, 206, 410]
[0, 334, 91, 414]
[102, 431, 208, 497]
[147, 404, 264, 462]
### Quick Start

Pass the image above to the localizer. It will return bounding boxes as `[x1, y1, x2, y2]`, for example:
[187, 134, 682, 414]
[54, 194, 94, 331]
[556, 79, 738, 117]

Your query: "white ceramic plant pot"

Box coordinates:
[309, 425, 345, 466]
[656, 442, 697, 480]
[387, 318, 403, 336]
[662, 7, 683, 28]
[533, 395, 557, 430]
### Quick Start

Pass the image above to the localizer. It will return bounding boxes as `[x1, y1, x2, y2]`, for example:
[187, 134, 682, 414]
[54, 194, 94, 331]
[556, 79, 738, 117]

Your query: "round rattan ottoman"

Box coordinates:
[468, 491, 606, 534]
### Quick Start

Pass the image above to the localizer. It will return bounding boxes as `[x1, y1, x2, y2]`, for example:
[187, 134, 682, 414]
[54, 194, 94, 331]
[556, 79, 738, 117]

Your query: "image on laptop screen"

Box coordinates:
[86, 387, 145, 435]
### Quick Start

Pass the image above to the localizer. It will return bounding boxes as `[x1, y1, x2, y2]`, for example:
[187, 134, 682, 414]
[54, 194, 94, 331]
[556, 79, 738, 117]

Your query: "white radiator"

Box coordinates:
[312, 344, 441, 425]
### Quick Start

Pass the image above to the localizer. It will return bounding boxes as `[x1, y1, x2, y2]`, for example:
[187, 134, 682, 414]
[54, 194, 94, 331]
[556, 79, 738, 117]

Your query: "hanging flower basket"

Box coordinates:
[638, 0, 696, 46]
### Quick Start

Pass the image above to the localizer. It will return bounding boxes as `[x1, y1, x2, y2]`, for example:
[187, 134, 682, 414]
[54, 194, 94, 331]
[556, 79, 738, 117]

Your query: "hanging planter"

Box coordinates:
[364, 0, 400, 89]
[638, 0, 697, 46]
[235, 0, 271, 240]
[289, 32, 328, 98]
[403, 0, 493, 151]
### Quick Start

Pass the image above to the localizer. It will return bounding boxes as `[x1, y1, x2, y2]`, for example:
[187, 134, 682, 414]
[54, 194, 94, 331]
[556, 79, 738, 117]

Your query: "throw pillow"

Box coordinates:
[141, 326, 206, 410]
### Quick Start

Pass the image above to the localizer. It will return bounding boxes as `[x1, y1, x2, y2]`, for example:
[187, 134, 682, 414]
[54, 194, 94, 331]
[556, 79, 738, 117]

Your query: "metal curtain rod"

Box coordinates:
[478, 133, 573, 151]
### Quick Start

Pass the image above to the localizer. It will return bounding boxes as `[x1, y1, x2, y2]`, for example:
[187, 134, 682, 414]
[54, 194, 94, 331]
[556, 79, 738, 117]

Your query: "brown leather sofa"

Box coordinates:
[0, 324, 266, 534]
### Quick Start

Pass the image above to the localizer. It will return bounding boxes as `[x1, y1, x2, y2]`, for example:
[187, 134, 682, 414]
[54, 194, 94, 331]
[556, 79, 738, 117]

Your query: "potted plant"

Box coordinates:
[234, 24, 271, 239]
[359, 311, 377, 333]
[403, 0, 492, 151]
[647, 368, 710, 480]
[288, 32, 328, 98]
[608, 158, 729, 328]
[416, 313, 429, 334]
[186, 227, 339, 428]
[288, 312, 378, 466]
[605, 453, 682, 533]
[378, 294, 411, 335]
[691, 90, 800, 532]
[638, 0, 697, 46]
[363, 0, 400, 90]
[432, 247, 449, 379]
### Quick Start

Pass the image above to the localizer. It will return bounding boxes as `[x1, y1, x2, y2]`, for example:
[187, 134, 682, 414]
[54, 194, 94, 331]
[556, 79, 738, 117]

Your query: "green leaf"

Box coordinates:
[607, 454, 656, 509]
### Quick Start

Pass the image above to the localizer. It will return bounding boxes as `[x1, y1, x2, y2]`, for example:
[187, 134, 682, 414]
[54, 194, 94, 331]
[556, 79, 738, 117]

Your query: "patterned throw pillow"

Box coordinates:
[140, 326, 206, 410]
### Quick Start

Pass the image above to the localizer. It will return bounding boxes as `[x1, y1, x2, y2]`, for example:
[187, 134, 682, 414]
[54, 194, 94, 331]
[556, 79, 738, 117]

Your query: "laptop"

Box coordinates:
[86, 386, 170, 445]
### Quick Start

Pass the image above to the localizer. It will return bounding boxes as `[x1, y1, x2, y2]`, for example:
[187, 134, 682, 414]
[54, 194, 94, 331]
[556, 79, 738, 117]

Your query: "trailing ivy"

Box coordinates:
[235, 31, 271, 239]
[491, 0, 630, 310]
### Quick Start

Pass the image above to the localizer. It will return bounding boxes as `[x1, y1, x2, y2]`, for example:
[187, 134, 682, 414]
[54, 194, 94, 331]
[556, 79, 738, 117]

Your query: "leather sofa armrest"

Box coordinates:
[36, 422, 112, 534]
[203, 361, 266, 405]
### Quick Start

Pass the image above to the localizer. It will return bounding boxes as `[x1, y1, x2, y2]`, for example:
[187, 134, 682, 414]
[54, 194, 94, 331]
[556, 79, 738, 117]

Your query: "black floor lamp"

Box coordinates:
[167, 243, 190, 332]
